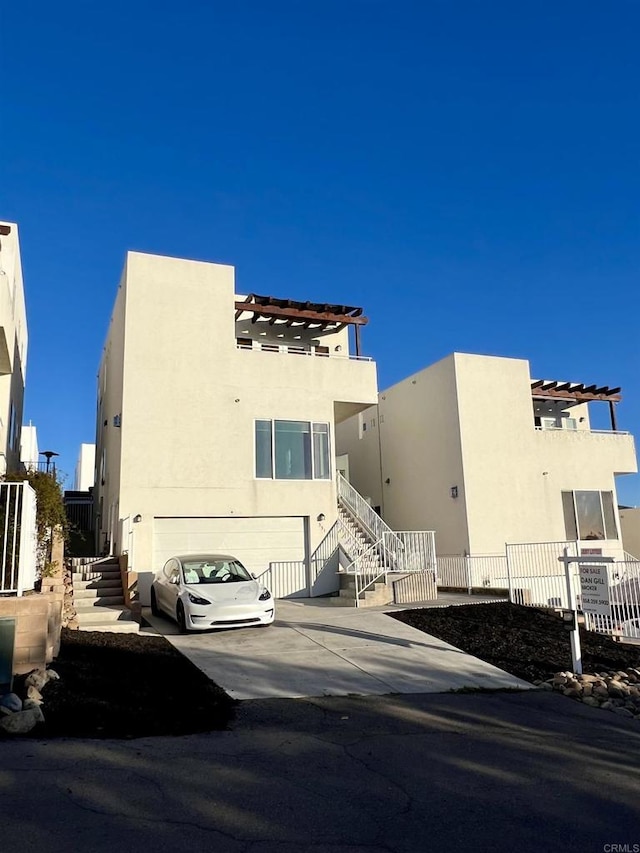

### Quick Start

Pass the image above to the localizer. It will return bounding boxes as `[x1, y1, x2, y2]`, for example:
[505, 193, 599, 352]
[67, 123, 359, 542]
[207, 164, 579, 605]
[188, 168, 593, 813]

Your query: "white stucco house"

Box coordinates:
[0, 221, 28, 477]
[74, 443, 95, 492]
[336, 352, 638, 561]
[95, 250, 382, 604]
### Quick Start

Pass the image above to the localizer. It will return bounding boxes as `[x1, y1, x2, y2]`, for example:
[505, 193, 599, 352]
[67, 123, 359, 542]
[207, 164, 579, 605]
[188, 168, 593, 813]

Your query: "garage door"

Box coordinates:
[153, 516, 308, 598]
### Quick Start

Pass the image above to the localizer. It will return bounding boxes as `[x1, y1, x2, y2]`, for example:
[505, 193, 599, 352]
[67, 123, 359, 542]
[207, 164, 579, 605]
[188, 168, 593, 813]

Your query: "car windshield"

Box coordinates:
[181, 559, 253, 585]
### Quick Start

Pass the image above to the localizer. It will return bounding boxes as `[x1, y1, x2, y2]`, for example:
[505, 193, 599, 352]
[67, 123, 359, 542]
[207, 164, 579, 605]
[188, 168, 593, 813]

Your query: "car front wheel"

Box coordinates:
[176, 601, 188, 634]
[150, 588, 160, 617]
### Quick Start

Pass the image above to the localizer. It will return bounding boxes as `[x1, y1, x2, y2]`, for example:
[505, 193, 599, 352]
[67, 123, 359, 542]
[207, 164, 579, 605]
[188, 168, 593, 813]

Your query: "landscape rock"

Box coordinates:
[22, 700, 45, 721]
[24, 669, 48, 691]
[0, 693, 22, 713]
[26, 685, 43, 704]
[0, 707, 41, 734]
[45, 669, 60, 682]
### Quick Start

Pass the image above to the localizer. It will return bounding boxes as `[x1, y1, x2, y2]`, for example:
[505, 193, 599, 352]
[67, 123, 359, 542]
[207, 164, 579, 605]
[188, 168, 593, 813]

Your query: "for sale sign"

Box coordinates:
[578, 564, 611, 618]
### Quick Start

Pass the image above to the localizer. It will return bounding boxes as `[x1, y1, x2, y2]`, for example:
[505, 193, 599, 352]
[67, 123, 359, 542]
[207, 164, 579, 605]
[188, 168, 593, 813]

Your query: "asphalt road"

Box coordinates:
[3, 690, 639, 852]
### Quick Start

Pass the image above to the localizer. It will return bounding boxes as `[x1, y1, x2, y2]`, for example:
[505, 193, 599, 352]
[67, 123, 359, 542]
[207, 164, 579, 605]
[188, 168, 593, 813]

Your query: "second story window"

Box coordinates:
[562, 490, 618, 541]
[255, 420, 331, 480]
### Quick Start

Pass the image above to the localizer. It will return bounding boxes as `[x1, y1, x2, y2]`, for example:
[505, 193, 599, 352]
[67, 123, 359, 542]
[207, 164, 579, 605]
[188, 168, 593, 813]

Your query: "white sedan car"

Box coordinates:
[150, 553, 275, 633]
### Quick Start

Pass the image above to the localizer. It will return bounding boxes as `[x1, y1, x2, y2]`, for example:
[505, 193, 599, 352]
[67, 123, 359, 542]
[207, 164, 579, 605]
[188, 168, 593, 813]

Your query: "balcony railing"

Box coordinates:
[236, 338, 372, 361]
[534, 426, 630, 436]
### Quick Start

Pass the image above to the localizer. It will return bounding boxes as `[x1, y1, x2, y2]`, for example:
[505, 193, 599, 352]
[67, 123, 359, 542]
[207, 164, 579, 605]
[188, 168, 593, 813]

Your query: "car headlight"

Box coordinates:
[188, 592, 211, 605]
[258, 589, 272, 601]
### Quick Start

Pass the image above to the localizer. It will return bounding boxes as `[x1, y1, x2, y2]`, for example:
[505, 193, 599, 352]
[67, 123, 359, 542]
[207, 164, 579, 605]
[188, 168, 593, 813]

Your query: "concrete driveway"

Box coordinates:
[142, 595, 530, 698]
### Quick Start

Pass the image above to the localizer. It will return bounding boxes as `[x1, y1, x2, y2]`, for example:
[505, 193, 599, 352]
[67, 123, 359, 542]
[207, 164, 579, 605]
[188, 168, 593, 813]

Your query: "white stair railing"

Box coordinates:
[342, 538, 389, 606]
[337, 473, 404, 566]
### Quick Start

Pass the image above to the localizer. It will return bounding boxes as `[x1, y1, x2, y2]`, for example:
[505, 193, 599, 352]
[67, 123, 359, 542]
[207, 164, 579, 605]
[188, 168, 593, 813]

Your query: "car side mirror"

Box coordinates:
[170, 575, 180, 585]
[250, 573, 257, 579]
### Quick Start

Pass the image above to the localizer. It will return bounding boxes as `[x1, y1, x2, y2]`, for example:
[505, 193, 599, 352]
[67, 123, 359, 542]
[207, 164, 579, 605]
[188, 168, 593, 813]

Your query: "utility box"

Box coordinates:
[0, 617, 15, 694]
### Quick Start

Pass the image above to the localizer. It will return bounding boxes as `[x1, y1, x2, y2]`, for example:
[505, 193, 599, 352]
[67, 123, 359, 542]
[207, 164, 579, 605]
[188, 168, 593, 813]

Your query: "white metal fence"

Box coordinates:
[387, 531, 437, 574]
[437, 553, 508, 591]
[0, 481, 37, 595]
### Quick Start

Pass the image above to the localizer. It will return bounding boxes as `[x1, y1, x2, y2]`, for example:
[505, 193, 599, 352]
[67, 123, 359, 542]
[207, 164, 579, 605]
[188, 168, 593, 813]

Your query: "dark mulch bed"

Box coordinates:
[13, 628, 236, 739]
[391, 602, 640, 683]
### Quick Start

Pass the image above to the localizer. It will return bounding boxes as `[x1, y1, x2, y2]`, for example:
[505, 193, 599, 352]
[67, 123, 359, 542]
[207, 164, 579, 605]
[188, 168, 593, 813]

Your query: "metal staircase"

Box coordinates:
[335, 473, 438, 607]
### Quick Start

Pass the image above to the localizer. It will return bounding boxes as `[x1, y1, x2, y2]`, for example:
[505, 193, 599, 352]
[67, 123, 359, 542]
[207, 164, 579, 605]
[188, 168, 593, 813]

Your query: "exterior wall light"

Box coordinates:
[385, 478, 391, 485]
[317, 513, 325, 522]
[133, 514, 142, 523]
[450, 486, 458, 499]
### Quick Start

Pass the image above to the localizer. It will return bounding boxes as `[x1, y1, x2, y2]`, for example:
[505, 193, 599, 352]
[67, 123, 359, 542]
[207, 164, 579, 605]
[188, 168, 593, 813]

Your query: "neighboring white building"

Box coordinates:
[20, 423, 39, 471]
[95, 250, 378, 603]
[0, 221, 28, 476]
[74, 443, 95, 491]
[336, 352, 638, 558]
[620, 507, 640, 560]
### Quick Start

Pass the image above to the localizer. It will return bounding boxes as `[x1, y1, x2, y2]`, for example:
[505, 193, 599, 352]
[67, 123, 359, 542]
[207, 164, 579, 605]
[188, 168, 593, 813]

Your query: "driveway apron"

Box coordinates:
[142, 598, 531, 699]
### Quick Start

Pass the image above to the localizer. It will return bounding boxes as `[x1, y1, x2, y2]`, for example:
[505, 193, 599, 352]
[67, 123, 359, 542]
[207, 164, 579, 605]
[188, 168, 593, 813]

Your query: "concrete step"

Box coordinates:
[73, 570, 121, 582]
[78, 619, 140, 634]
[73, 583, 122, 604]
[73, 574, 122, 592]
[76, 606, 134, 625]
[75, 595, 125, 609]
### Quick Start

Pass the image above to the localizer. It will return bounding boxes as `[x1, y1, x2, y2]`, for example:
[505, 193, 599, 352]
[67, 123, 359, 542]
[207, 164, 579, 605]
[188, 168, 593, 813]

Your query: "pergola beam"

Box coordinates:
[235, 301, 368, 326]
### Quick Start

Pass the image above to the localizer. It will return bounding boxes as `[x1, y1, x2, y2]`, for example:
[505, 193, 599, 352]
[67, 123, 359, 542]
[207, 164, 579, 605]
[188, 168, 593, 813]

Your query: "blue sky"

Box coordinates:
[2, 1, 639, 503]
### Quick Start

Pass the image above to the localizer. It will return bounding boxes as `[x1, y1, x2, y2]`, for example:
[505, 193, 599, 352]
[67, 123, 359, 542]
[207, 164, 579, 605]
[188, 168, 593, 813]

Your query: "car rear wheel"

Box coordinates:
[176, 601, 188, 634]
[150, 588, 160, 617]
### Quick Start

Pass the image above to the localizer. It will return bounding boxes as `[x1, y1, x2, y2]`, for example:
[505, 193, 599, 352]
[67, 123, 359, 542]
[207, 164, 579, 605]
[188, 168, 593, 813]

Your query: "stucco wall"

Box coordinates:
[337, 350, 637, 557]
[620, 507, 640, 559]
[96, 251, 378, 573]
[0, 221, 28, 474]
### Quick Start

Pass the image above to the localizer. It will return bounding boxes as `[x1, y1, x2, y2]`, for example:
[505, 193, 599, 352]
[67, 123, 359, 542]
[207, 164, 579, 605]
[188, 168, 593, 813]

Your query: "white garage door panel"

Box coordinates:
[153, 516, 307, 598]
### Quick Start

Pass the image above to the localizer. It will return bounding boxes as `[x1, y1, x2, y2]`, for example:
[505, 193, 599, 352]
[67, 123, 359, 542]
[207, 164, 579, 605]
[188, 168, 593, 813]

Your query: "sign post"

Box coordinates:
[558, 549, 614, 676]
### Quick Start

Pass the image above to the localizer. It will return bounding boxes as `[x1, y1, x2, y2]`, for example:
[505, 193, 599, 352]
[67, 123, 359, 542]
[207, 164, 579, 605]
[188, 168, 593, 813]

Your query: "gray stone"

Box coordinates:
[0, 693, 22, 713]
[45, 669, 60, 682]
[0, 708, 41, 734]
[22, 700, 45, 722]
[593, 685, 609, 697]
[601, 700, 615, 711]
[553, 674, 568, 686]
[539, 681, 553, 691]
[582, 696, 601, 707]
[563, 688, 582, 699]
[582, 683, 593, 697]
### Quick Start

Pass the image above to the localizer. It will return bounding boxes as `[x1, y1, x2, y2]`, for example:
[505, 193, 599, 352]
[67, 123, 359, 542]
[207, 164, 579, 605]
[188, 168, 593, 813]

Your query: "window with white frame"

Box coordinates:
[561, 490, 618, 541]
[255, 420, 331, 480]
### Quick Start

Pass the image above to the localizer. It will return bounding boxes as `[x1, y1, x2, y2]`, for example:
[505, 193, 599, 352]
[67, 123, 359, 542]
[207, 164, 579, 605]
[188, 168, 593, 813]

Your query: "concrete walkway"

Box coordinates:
[142, 594, 530, 698]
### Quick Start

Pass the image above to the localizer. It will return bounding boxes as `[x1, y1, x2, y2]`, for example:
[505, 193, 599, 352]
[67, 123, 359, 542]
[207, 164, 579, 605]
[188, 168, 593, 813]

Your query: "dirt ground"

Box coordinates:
[391, 602, 640, 683]
[13, 628, 236, 739]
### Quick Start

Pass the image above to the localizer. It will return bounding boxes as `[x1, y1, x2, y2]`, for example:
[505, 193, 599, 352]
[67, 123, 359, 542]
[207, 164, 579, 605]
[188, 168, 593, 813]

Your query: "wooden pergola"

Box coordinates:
[531, 380, 622, 431]
[235, 294, 369, 356]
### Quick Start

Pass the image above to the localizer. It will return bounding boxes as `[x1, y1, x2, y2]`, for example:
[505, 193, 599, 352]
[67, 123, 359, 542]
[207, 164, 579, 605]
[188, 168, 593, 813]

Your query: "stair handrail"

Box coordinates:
[341, 536, 388, 608]
[337, 516, 372, 562]
[337, 473, 404, 565]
